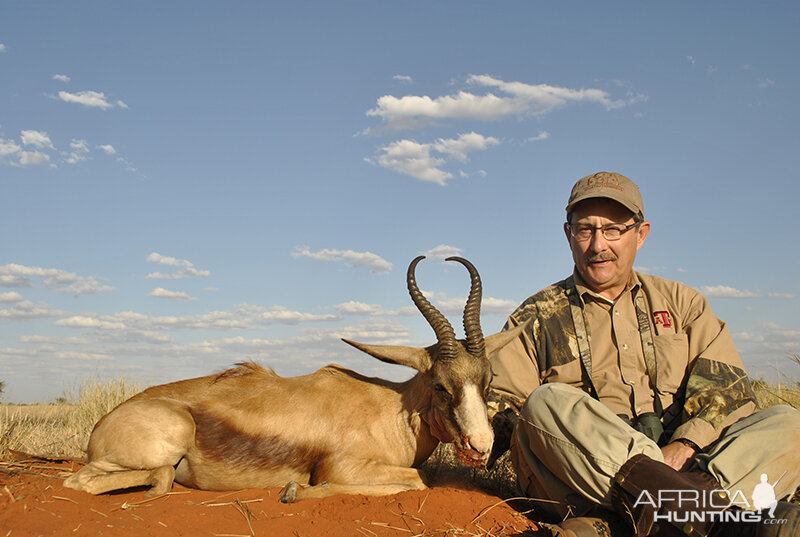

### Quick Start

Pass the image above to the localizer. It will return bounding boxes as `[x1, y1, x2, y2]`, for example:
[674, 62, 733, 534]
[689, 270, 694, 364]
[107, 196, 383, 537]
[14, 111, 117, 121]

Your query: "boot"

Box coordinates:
[539, 510, 630, 536]
[609, 454, 800, 537]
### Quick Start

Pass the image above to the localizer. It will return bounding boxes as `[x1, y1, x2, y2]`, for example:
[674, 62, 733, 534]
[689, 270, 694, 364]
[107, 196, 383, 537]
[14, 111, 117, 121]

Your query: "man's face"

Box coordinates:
[565, 198, 650, 300]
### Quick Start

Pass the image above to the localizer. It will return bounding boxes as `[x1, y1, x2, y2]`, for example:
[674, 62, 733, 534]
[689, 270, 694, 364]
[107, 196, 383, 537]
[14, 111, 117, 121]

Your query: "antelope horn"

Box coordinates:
[407, 256, 458, 360]
[446, 256, 486, 359]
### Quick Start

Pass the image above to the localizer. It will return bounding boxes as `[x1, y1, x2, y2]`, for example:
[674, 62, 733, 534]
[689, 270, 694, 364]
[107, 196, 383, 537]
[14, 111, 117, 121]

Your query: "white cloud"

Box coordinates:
[65, 138, 90, 164]
[374, 139, 451, 185]
[149, 288, 199, 301]
[0, 291, 24, 304]
[767, 293, 796, 300]
[758, 78, 776, 88]
[699, 285, 761, 299]
[17, 151, 51, 166]
[334, 301, 415, 317]
[424, 244, 463, 260]
[256, 305, 338, 324]
[372, 132, 499, 185]
[687, 56, 696, 65]
[292, 246, 392, 274]
[146, 252, 210, 279]
[0, 300, 67, 321]
[53, 74, 71, 83]
[19, 335, 88, 345]
[430, 291, 517, 316]
[432, 132, 500, 162]
[0, 263, 115, 296]
[21, 130, 55, 149]
[367, 74, 646, 130]
[58, 90, 117, 110]
[97, 144, 116, 155]
[0, 138, 21, 156]
[526, 131, 550, 143]
[0, 44, 5, 53]
[393, 75, 413, 83]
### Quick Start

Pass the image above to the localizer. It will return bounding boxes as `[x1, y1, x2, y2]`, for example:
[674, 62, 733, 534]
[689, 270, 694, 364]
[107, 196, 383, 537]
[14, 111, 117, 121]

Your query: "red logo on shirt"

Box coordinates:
[653, 311, 673, 328]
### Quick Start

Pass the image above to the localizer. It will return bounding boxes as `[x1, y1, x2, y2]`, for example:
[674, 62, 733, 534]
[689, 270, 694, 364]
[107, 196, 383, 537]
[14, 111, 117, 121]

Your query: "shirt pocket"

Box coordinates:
[653, 333, 690, 395]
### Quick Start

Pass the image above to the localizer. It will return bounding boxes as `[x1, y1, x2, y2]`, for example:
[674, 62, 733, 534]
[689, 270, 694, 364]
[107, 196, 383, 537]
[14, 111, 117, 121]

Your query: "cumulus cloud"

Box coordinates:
[393, 75, 413, 83]
[53, 302, 338, 343]
[149, 288, 199, 301]
[53, 74, 71, 83]
[0, 44, 5, 53]
[367, 74, 646, 130]
[429, 291, 517, 316]
[699, 285, 761, 299]
[0, 300, 67, 321]
[146, 252, 210, 279]
[0, 263, 115, 296]
[0, 138, 21, 157]
[0, 291, 24, 304]
[334, 301, 416, 317]
[292, 246, 392, 274]
[97, 144, 116, 155]
[21, 130, 55, 149]
[58, 90, 122, 110]
[372, 132, 499, 185]
[18, 151, 50, 166]
[424, 245, 463, 260]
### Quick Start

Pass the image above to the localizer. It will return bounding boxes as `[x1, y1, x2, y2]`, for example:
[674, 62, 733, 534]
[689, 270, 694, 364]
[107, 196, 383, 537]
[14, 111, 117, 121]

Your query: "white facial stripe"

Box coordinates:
[453, 382, 493, 454]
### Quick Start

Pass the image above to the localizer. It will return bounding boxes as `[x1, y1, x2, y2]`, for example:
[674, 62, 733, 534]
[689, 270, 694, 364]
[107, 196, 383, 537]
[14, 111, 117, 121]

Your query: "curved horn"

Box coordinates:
[407, 256, 458, 360]
[446, 256, 486, 359]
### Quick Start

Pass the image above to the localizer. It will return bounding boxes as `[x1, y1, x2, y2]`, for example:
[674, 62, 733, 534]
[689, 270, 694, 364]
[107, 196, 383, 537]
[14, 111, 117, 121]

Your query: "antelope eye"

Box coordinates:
[434, 383, 451, 397]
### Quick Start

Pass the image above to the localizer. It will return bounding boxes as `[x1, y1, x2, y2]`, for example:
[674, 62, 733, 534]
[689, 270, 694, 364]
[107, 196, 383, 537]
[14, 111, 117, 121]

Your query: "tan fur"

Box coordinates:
[64, 311, 528, 502]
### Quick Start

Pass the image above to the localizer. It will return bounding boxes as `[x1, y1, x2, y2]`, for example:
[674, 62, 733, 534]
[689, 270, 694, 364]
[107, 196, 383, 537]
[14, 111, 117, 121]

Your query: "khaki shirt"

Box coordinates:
[491, 270, 757, 450]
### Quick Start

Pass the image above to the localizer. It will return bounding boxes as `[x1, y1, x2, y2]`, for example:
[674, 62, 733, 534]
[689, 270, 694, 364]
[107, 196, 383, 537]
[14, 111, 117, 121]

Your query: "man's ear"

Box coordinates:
[636, 221, 651, 251]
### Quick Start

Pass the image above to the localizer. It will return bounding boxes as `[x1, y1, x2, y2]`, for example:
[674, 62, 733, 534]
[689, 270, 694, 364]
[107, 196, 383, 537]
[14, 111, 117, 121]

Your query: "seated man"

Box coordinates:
[490, 172, 800, 537]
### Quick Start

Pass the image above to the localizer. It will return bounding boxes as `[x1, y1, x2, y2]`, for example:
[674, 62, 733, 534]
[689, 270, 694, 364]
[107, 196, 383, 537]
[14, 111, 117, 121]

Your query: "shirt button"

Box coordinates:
[622, 343, 629, 350]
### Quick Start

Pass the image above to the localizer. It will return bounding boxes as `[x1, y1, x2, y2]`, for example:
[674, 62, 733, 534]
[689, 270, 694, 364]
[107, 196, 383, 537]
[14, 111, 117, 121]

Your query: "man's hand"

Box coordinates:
[423, 407, 453, 443]
[661, 440, 698, 471]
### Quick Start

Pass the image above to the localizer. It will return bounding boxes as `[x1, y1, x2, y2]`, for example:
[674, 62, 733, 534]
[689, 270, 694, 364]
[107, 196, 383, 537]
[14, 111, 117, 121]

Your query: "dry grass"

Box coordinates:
[0, 377, 144, 459]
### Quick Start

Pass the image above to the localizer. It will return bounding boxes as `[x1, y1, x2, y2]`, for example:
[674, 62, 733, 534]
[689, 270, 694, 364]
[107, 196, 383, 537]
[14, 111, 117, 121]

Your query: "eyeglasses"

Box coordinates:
[566, 221, 640, 242]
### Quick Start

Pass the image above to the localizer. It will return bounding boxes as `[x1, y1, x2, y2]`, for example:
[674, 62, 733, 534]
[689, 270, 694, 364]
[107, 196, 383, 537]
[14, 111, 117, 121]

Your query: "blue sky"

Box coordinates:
[1, 2, 798, 403]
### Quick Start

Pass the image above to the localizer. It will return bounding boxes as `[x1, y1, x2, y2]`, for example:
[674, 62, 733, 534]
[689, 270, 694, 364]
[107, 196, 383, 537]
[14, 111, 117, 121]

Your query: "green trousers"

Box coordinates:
[512, 383, 800, 520]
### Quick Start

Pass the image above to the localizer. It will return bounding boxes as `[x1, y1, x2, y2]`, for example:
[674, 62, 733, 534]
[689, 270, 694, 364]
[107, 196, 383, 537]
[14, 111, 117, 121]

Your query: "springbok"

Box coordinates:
[64, 256, 526, 502]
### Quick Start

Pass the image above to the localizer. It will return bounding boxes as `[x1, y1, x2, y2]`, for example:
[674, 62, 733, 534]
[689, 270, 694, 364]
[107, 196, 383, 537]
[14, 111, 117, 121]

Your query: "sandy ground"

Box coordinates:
[0, 457, 544, 537]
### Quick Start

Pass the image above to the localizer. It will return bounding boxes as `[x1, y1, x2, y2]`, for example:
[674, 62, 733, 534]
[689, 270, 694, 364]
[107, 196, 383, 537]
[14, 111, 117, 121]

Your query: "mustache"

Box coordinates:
[586, 253, 617, 263]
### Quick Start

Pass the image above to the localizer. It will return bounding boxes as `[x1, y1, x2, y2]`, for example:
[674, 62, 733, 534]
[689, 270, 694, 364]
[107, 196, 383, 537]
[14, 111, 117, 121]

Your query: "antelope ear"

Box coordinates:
[342, 339, 433, 372]
[483, 319, 531, 357]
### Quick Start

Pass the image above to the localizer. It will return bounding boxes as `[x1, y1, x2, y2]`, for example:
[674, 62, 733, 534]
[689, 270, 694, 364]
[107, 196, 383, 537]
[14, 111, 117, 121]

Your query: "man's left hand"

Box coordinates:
[661, 441, 698, 471]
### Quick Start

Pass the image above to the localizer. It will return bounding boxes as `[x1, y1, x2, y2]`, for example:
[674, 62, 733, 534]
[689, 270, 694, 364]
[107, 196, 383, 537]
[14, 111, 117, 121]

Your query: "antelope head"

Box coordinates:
[343, 256, 526, 467]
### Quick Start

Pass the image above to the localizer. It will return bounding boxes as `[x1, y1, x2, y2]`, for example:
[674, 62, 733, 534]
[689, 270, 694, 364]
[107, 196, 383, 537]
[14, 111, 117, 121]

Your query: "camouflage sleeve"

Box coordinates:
[670, 311, 758, 449]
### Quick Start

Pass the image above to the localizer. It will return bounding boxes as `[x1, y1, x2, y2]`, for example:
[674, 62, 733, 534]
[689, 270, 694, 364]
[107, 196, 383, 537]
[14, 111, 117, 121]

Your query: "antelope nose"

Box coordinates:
[469, 431, 494, 455]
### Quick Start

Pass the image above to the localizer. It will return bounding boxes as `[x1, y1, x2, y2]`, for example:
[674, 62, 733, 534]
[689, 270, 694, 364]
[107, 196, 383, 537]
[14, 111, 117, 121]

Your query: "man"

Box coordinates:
[489, 172, 800, 537]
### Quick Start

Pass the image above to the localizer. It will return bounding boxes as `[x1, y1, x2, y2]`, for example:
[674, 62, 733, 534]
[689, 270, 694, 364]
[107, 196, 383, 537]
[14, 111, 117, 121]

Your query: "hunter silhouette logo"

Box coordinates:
[752, 473, 783, 518]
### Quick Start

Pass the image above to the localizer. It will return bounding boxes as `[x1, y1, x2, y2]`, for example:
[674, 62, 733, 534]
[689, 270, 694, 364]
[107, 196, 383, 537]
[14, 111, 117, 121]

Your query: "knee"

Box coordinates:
[519, 382, 591, 425]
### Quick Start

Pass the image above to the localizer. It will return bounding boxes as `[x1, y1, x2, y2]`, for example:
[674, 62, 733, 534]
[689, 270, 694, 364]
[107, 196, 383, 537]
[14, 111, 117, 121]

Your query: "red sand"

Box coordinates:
[0, 459, 543, 537]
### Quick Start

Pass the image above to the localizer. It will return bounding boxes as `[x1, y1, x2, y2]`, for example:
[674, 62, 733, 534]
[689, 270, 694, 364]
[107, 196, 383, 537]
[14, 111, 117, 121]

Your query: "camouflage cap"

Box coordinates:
[566, 172, 644, 219]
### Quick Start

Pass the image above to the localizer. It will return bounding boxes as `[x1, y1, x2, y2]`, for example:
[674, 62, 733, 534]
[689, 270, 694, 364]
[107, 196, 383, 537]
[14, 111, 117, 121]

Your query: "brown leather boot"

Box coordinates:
[609, 454, 800, 537]
[539, 510, 631, 537]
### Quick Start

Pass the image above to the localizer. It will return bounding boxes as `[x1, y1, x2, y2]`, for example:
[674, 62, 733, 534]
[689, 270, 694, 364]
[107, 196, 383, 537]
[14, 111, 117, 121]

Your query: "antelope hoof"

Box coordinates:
[279, 481, 299, 503]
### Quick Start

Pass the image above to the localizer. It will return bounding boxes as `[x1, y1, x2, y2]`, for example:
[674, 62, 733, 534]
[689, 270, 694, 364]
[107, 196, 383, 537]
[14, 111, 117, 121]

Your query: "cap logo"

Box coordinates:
[581, 172, 623, 193]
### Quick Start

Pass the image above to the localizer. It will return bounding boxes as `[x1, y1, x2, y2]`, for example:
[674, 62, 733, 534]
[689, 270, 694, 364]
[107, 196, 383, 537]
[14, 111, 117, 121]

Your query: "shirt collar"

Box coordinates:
[572, 268, 641, 304]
